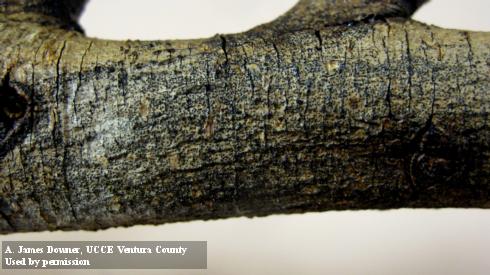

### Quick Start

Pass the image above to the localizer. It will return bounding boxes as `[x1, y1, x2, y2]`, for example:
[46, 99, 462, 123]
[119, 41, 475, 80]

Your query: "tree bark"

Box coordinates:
[0, 0, 488, 233]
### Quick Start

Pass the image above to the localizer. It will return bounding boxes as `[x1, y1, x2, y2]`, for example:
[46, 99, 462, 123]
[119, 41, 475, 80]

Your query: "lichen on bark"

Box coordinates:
[0, 0, 489, 233]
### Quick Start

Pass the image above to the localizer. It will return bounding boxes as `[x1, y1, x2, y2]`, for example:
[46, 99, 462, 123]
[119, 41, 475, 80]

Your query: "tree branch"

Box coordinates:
[0, 0, 488, 233]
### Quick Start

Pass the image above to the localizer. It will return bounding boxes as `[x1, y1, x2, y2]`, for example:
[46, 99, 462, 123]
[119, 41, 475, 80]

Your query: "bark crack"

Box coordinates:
[219, 35, 229, 66]
[463, 31, 475, 68]
[382, 28, 394, 118]
[219, 34, 240, 210]
[74, 40, 92, 120]
[55, 39, 78, 222]
[55, 40, 67, 109]
[272, 41, 281, 69]
[314, 30, 323, 51]
[240, 44, 255, 97]
[404, 28, 413, 113]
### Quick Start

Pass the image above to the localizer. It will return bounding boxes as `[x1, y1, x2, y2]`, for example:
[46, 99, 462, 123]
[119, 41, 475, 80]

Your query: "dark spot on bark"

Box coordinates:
[118, 69, 128, 90]
[205, 84, 212, 92]
[94, 65, 102, 74]
[0, 197, 13, 216]
[130, 51, 139, 60]
[348, 95, 360, 109]
[314, 30, 322, 51]
[1, 76, 27, 121]
[0, 72, 33, 160]
[409, 128, 479, 187]
[1, 73, 28, 141]
[215, 68, 224, 79]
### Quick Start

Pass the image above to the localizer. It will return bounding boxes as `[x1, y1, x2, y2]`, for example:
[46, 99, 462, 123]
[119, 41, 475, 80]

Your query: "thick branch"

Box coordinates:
[257, 0, 428, 34]
[0, 0, 489, 233]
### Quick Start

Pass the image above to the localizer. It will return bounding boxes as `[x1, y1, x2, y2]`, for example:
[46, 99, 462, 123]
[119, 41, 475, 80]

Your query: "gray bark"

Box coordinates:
[0, 0, 489, 233]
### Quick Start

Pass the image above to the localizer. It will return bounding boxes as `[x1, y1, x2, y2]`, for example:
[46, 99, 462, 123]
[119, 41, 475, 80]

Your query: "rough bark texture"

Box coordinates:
[0, 0, 489, 233]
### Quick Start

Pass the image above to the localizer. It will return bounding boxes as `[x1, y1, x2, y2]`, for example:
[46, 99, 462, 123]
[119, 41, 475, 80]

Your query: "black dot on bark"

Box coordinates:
[0, 73, 28, 142]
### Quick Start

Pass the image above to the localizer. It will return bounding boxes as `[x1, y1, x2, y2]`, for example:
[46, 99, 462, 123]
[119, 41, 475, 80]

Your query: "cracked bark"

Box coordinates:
[0, 0, 489, 233]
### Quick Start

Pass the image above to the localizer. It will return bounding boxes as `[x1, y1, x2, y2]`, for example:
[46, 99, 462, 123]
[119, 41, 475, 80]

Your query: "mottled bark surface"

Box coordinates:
[0, 0, 489, 233]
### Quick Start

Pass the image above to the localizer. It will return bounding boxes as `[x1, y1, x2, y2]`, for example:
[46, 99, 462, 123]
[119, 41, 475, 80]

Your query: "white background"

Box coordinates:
[2, 1, 490, 274]
[79, 0, 490, 39]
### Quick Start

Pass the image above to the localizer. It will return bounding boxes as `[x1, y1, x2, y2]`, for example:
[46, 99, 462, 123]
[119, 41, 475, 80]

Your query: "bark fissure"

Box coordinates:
[404, 28, 413, 112]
